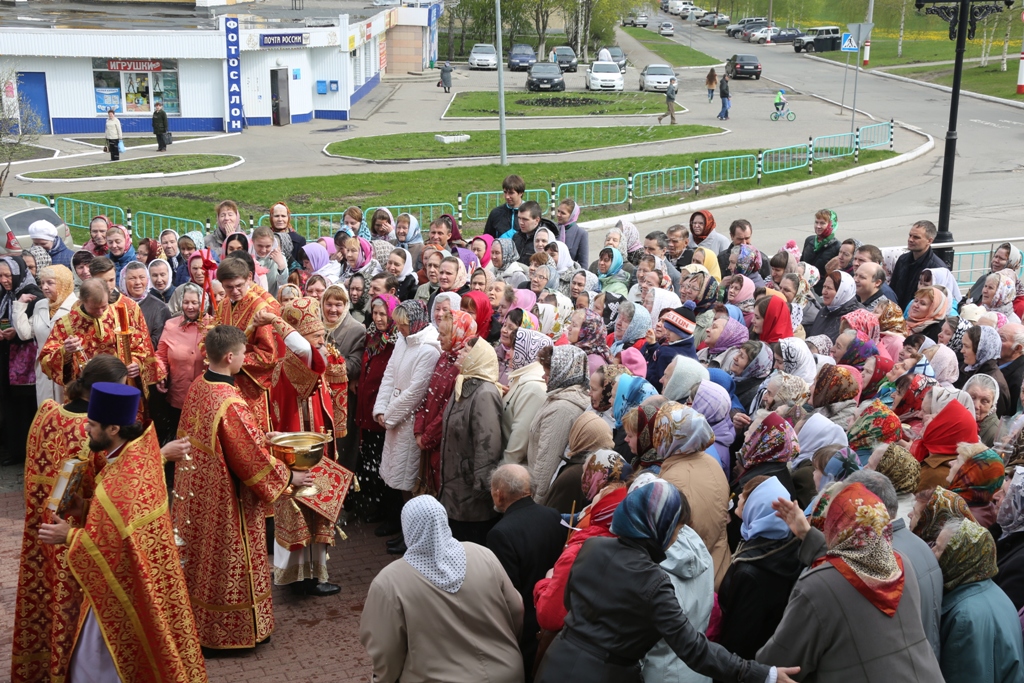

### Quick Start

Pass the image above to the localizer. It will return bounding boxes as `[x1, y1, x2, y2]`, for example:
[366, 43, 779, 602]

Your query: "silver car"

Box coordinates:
[468, 44, 498, 70]
[639, 63, 675, 92]
[0, 197, 74, 256]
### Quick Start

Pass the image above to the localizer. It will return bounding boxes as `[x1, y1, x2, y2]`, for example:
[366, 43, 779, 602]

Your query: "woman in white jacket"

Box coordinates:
[374, 300, 441, 552]
[11, 265, 77, 405]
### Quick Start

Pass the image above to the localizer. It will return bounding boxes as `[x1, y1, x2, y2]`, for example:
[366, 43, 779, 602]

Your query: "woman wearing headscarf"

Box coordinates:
[775, 337, 816, 384]
[978, 268, 1020, 321]
[945, 443, 1005, 530]
[646, 287, 683, 325]
[700, 313, 750, 365]
[654, 402, 732, 588]
[957, 324, 1012, 417]
[491, 238, 529, 288]
[360, 496, 525, 683]
[350, 294, 400, 527]
[300, 242, 342, 285]
[912, 398, 980, 491]
[805, 270, 864, 341]
[438, 338, 504, 544]
[413, 309, 477, 496]
[564, 307, 609, 377]
[538, 479, 788, 683]
[995, 468, 1024, 610]
[543, 416, 617, 514]
[962, 373, 1000, 446]
[932, 518, 1024, 683]
[528, 346, 591, 502]
[733, 410, 798, 505]
[692, 380, 735, 473]
[800, 209, 842, 294]
[831, 330, 880, 372]
[751, 295, 793, 345]
[321, 284, 364, 471]
[691, 245, 722, 281]
[502, 328, 551, 467]
[718, 475, 802, 659]
[920, 268, 962, 315]
[810, 364, 862, 428]
[846, 399, 902, 464]
[608, 300, 651, 357]
[596, 246, 630, 296]
[339, 235, 382, 285]
[905, 286, 949, 340]
[0, 256, 45, 466]
[154, 282, 209, 442]
[119, 261, 171, 349]
[724, 274, 757, 325]
[928, 344, 959, 389]
[759, 482, 944, 682]
[185, 248, 219, 315]
[380, 247, 418, 301]
[461, 290, 497, 343]
[722, 340, 775, 412]
[661, 355, 710, 403]
[17, 264, 75, 406]
[792, 413, 849, 509]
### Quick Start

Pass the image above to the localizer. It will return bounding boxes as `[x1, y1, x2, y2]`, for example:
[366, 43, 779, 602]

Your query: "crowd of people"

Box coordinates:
[4, 174, 1024, 682]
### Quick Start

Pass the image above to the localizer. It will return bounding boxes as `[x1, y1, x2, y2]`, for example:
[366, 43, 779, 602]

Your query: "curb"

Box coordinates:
[7, 145, 62, 166]
[578, 129, 934, 232]
[17, 154, 246, 183]
[321, 126, 731, 163]
[802, 54, 1024, 111]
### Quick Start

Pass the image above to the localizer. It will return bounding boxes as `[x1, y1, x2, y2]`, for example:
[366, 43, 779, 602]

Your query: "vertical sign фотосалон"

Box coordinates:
[223, 17, 244, 132]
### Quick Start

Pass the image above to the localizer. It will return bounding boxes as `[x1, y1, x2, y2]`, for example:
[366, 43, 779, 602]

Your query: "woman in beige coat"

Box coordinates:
[360, 495, 524, 683]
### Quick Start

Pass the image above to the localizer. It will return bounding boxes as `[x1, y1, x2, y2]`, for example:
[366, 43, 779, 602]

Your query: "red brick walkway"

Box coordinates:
[0, 489, 399, 682]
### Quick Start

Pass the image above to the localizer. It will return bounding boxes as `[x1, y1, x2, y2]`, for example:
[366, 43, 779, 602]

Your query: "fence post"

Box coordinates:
[694, 160, 700, 195]
[550, 182, 557, 218]
[756, 151, 763, 186]
[889, 118, 894, 152]
[627, 172, 633, 212]
[854, 129, 860, 164]
[205, 218, 211, 235]
[49, 195, 55, 209]
[249, 215, 254, 229]
[127, 207, 133, 232]
[457, 192, 463, 225]
[808, 137, 814, 175]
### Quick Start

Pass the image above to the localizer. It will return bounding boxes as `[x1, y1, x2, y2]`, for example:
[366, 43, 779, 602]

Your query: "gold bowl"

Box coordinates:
[267, 432, 330, 471]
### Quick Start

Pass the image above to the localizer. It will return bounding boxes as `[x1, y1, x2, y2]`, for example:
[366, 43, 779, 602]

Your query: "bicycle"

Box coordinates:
[770, 105, 796, 121]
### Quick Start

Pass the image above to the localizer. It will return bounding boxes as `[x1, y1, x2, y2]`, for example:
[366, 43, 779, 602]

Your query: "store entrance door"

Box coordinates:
[270, 68, 290, 126]
[16, 72, 51, 135]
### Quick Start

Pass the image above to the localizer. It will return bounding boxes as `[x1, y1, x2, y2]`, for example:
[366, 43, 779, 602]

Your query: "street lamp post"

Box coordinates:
[495, 0, 507, 165]
[915, 0, 1014, 259]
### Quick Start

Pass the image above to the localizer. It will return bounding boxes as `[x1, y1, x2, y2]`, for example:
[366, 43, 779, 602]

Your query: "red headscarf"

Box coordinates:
[759, 295, 793, 344]
[689, 210, 716, 240]
[462, 290, 494, 340]
[911, 400, 979, 462]
[188, 248, 219, 316]
[861, 355, 895, 401]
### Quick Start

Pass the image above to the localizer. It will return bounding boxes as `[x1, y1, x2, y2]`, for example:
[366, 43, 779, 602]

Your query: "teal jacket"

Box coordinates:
[940, 579, 1024, 683]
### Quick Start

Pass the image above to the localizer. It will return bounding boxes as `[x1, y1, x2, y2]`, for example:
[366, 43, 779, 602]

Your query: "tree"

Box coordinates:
[0, 68, 43, 196]
[531, 0, 557, 57]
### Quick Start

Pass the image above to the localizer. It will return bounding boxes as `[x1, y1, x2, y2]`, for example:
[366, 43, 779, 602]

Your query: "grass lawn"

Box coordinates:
[819, 36, 1022, 68]
[621, 26, 720, 67]
[445, 91, 669, 117]
[68, 136, 206, 148]
[7, 144, 55, 162]
[890, 63, 1024, 100]
[61, 149, 895, 243]
[326, 125, 721, 160]
[22, 154, 241, 180]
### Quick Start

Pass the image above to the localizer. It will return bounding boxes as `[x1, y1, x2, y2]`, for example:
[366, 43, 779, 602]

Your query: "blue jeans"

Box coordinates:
[707, 88, 714, 101]
[718, 98, 730, 119]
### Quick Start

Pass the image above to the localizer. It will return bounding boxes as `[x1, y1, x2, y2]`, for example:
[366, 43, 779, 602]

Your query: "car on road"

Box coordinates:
[622, 12, 637, 26]
[725, 53, 762, 79]
[636, 13, 649, 27]
[681, 6, 706, 19]
[639, 63, 675, 91]
[508, 44, 537, 71]
[725, 17, 766, 37]
[793, 25, 842, 52]
[525, 62, 565, 91]
[751, 27, 803, 44]
[601, 45, 627, 72]
[553, 46, 579, 72]
[740, 22, 772, 41]
[586, 61, 625, 90]
[0, 197, 74, 257]
[696, 12, 729, 26]
[658, 21, 675, 36]
[468, 44, 498, 70]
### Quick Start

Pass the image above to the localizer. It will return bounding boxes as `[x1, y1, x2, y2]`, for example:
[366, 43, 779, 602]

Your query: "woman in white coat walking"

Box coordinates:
[374, 299, 441, 555]
[11, 265, 77, 405]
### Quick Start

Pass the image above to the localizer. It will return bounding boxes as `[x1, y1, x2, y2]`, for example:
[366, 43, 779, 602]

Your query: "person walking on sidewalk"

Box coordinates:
[658, 77, 678, 125]
[705, 68, 718, 103]
[717, 74, 731, 121]
[439, 61, 454, 94]
[152, 102, 168, 152]
[104, 109, 123, 162]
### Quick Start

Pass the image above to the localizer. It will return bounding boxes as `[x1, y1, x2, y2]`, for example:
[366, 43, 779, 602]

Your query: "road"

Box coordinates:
[619, 13, 1024, 251]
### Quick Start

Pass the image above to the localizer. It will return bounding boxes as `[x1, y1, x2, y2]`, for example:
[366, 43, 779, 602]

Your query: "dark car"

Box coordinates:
[696, 12, 729, 26]
[602, 45, 627, 73]
[725, 54, 761, 79]
[508, 44, 537, 71]
[526, 62, 566, 91]
[768, 27, 804, 44]
[553, 46, 578, 72]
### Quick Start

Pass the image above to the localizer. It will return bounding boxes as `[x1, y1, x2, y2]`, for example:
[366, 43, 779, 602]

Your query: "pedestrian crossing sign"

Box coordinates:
[841, 33, 859, 52]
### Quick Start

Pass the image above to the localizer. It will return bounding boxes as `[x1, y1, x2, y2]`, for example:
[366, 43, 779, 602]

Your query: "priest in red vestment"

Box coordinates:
[38, 279, 119, 387]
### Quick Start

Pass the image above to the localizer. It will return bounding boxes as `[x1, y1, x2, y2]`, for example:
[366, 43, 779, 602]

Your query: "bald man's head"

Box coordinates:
[489, 464, 533, 512]
[999, 323, 1024, 362]
[79, 278, 110, 318]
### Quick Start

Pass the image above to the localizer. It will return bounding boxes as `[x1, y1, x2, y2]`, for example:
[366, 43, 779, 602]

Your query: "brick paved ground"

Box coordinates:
[0, 484, 399, 682]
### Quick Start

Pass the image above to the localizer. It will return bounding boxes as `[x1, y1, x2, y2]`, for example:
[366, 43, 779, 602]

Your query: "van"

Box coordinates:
[668, 0, 685, 15]
[793, 25, 841, 52]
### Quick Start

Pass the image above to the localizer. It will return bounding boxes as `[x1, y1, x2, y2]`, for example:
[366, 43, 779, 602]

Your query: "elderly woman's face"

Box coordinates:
[306, 279, 326, 300]
[190, 259, 205, 285]
[490, 242, 504, 269]
[530, 269, 548, 294]
[433, 298, 452, 324]
[831, 333, 850, 362]
[962, 334, 976, 366]
[471, 272, 487, 292]
[968, 386, 994, 421]
[992, 247, 1010, 272]
[614, 310, 632, 340]
[821, 276, 837, 306]
[534, 231, 549, 251]
[323, 296, 345, 323]
[705, 316, 726, 347]
[982, 275, 998, 305]
[500, 316, 518, 347]
[605, 231, 621, 249]
[727, 278, 743, 302]
[181, 291, 201, 320]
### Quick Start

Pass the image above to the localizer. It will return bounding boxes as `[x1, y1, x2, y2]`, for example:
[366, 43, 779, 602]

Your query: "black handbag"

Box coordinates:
[165, 131, 173, 145]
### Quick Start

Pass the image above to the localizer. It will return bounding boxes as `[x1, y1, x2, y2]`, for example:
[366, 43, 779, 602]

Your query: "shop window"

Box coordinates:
[91, 59, 180, 115]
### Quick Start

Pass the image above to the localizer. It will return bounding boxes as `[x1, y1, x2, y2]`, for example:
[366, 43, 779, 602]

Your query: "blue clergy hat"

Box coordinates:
[87, 382, 141, 426]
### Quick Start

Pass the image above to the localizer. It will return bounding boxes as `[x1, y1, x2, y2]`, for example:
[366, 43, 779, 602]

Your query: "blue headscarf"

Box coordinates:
[740, 476, 792, 541]
[599, 247, 624, 277]
[611, 305, 652, 356]
[395, 213, 423, 247]
[724, 303, 745, 323]
[611, 478, 682, 551]
[708, 368, 744, 412]
[613, 375, 659, 428]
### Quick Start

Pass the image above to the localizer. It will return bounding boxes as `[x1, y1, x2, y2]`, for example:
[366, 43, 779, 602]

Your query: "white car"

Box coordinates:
[687, 6, 707, 18]
[586, 61, 624, 91]
[639, 63, 675, 91]
[658, 21, 675, 36]
[749, 26, 780, 43]
[468, 44, 498, 70]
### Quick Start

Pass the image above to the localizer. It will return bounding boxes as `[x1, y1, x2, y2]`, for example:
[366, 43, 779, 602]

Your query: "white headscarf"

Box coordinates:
[830, 271, 857, 309]
[430, 291, 462, 323]
[925, 268, 962, 314]
[778, 337, 817, 384]
[793, 412, 849, 467]
[147, 259, 174, 295]
[393, 247, 415, 280]
[118, 261, 151, 303]
[534, 227, 557, 253]
[649, 288, 683, 324]
[401, 496, 467, 594]
[553, 240, 574, 274]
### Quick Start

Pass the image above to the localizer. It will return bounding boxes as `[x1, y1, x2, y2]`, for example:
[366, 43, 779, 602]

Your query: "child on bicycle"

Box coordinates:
[774, 90, 787, 112]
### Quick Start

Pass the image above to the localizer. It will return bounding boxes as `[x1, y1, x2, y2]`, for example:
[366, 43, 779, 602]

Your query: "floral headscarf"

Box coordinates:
[611, 305, 652, 355]
[613, 375, 660, 429]
[806, 334, 834, 357]
[811, 364, 861, 408]
[535, 303, 558, 337]
[444, 309, 478, 355]
[509, 328, 551, 372]
[738, 412, 799, 473]
[861, 355, 895, 401]
[779, 337, 817, 384]
[690, 273, 720, 315]
[397, 299, 430, 336]
[734, 245, 762, 277]
[875, 301, 909, 336]
[965, 325, 1001, 371]
[575, 308, 611, 363]
[727, 341, 775, 382]
[848, 400, 902, 452]
[768, 372, 810, 412]
[708, 316, 749, 355]
[996, 466, 1024, 536]
[948, 446, 1005, 506]
[818, 482, 904, 616]
[894, 374, 936, 418]
[653, 402, 716, 461]
[812, 209, 839, 251]
[580, 449, 630, 500]
[617, 220, 644, 255]
[633, 402, 662, 469]
[842, 309, 881, 344]
[912, 486, 976, 543]
[839, 333, 879, 371]
[546, 345, 588, 391]
[946, 317, 972, 353]
[907, 286, 948, 334]
[365, 294, 400, 358]
[987, 269, 1017, 314]
[610, 478, 683, 552]
[876, 444, 921, 494]
[938, 519, 998, 592]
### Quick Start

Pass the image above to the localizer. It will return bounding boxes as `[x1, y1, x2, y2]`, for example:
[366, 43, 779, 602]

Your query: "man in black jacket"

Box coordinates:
[487, 464, 567, 680]
[152, 102, 168, 151]
[889, 220, 947, 308]
[513, 201, 555, 265]
[484, 174, 525, 239]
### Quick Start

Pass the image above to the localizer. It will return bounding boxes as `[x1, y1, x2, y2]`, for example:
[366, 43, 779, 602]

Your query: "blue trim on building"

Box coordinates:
[314, 109, 349, 120]
[52, 117, 224, 134]
[246, 116, 273, 126]
[350, 72, 380, 105]
[291, 111, 313, 124]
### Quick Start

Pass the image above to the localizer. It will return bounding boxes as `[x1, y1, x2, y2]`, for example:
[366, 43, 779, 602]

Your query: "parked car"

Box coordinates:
[793, 25, 842, 52]
[622, 12, 638, 26]
[658, 21, 675, 36]
[748, 26, 778, 43]
[660, 0, 670, 11]
[639, 63, 675, 91]
[602, 45, 627, 72]
[586, 61, 625, 90]
[668, 0, 685, 15]
[697, 12, 729, 26]
[508, 44, 537, 71]
[0, 198, 74, 257]
[680, 5, 706, 19]
[726, 17, 766, 37]
[468, 43, 498, 70]
[636, 13, 649, 27]
[526, 62, 565, 91]
[754, 27, 803, 43]
[740, 22, 771, 41]
[725, 53, 762, 79]
[553, 46, 579, 72]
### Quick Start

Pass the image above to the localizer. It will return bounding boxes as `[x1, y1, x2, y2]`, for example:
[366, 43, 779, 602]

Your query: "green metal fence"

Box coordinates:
[463, 190, 551, 221]
[555, 179, 628, 208]
[134, 212, 206, 240]
[365, 203, 456, 228]
[54, 197, 126, 231]
[859, 122, 892, 150]
[812, 132, 856, 160]
[257, 212, 351, 240]
[699, 154, 757, 185]
[632, 165, 695, 198]
[16, 194, 50, 207]
[761, 145, 810, 175]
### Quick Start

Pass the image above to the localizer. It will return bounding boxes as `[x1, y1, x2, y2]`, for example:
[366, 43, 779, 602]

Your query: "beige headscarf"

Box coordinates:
[454, 339, 501, 400]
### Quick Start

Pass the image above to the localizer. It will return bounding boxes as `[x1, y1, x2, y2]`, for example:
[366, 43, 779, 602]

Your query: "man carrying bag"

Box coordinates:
[152, 102, 169, 152]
